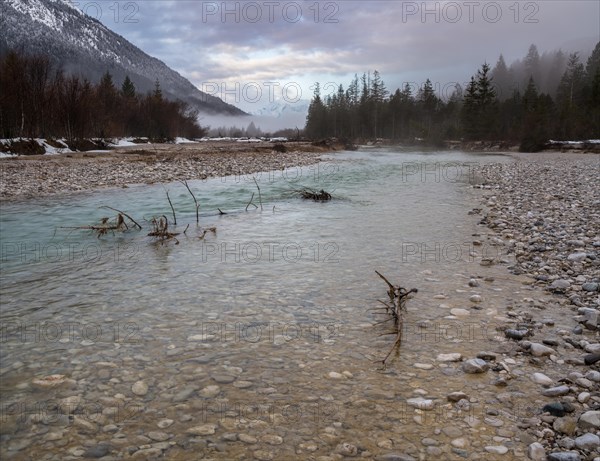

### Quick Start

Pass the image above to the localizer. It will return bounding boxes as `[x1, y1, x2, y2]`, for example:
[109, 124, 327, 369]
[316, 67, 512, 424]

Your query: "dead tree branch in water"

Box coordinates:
[373, 271, 418, 367]
[252, 176, 263, 210]
[289, 187, 333, 201]
[98, 206, 142, 229]
[198, 227, 217, 240]
[60, 213, 137, 238]
[180, 180, 200, 224]
[164, 188, 177, 225]
[148, 215, 180, 244]
[246, 192, 258, 211]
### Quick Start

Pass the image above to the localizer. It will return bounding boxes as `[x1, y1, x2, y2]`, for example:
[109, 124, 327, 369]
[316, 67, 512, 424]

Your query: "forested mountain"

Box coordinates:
[305, 43, 600, 151]
[0, 0, 245, 116]
[0, 51, 206, 140]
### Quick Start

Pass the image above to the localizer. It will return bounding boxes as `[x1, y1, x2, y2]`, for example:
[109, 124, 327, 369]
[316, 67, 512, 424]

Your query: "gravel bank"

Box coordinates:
[475, 152, 600, 460]
[0, 141, 332, 201]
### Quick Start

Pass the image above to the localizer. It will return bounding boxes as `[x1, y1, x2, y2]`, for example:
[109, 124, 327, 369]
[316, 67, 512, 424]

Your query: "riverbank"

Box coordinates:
[0, 141, 335, 201]
[474, 151, 600, 460]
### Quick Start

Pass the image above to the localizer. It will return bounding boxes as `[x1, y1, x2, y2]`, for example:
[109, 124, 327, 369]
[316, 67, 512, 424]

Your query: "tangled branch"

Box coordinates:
[373, 271, 418, 367]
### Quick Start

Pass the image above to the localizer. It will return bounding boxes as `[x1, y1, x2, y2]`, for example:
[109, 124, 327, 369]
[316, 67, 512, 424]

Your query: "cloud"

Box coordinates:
[103, 0, 599, 114]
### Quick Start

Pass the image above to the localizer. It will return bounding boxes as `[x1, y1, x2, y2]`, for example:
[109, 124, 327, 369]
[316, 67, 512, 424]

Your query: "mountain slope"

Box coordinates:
[0, 0, 246, 116]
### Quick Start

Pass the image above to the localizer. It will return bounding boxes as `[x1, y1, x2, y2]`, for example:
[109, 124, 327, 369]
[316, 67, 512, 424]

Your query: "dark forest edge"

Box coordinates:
[0, 50, 207, 146]
[305, 43, 600, 153]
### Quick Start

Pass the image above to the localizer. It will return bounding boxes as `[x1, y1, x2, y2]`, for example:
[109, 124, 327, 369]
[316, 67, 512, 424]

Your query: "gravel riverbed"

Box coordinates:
[474, 152, 600, 461]
[0, 141, 331, 201]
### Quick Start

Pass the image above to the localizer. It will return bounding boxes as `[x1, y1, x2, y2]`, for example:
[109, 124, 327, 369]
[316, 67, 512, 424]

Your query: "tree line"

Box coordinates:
[0, 50, 206, 140]
[305, 42, 600, 151]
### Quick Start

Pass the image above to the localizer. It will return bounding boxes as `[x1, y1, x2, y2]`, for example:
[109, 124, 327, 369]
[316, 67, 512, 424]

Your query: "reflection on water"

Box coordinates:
[1, 149, 550, 460]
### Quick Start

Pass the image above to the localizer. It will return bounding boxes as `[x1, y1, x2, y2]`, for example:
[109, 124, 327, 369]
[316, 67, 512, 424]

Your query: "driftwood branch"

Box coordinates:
[374, 271, 418, 367]
[246, 192, 258, 211]
[61, 213, 133, 238]
[288, 187, 333, 201]
[253, 177, 263, 211]
[198, 227, 217, 240]
[148, 216, 179, 244]
[98, 206, 142, 229]
[180, 180, 200, 224]
[164, 188, 177, 225]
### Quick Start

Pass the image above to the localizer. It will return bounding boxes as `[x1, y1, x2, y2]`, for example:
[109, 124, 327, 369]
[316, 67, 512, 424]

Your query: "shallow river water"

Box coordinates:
[0, 148, 575, 460]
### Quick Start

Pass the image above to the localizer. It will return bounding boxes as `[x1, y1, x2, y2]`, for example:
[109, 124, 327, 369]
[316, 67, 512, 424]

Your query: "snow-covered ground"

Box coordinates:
[0, 137, 197, 156]
[548, 139, 600, 145]
[199, 136, 288, 143]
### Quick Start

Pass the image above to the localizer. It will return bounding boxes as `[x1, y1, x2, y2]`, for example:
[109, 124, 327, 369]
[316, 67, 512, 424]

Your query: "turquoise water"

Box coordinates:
[1, 148, 529, 460]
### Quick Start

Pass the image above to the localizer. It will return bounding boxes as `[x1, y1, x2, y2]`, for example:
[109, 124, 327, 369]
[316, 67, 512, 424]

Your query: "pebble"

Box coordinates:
[542, 385, 570, 397]
[239, 433, 258, 444]
[147, 431, 170, 441]
[532, 372, 553, 386]
[83, 444, 111, 458]
[199, 385, 221, 398]
[253, 450, 274, 461]
[469, 295, 483, 303]
[476, 351, 496, 361]
[547, 452, 581, 461]
[335, 443, 358, 456]
[212, 374, 236, 384]
[447, 391, 468, 402]
[583, 352, 600, 365]
[374, 454, 416, 461]
[186, 424, 217, 436]
[406, 398, 434, 410]
[553, 417, 577, 435]
[528, 442, 546, 461]
[578, 411, 600, 430]
[261, 435, 283, 445]
[485, 445, 508, 454]
[543, 402, 568, 417]
[451, 438, 467, 448]
[550, 280, 571, 291]
[574, 433, 599, 450]
[505, 329, 529, 340]
[328, 371, 345, 379]
[413, 363, 434, 370]
[581, 282, 599, 292]
[436, 353, 462, 362]
[157, 419, 174, 429]
[131, 381, 148, 396]
[530, 343, 555, 357]
[462, 358, 489, 374]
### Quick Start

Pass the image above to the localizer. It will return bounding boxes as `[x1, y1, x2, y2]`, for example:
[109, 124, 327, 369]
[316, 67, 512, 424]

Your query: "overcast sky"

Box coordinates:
[98, 0, 599, 113]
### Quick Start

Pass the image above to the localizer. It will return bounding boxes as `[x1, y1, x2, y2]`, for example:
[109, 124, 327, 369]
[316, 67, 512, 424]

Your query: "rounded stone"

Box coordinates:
[131, 381, 148, 396]
[574, 433, 599, 450]
[462, 358, 489, 374]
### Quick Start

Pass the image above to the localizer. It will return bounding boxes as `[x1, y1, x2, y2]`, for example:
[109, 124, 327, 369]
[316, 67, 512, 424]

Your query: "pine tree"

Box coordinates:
[524, 44, 541, 88]
[153, 79, 163, 100]
[305, 83, 328, 139]
[417, 79, 438, 138]
[121, 75, 136, 98]
[491, 54, 510, 100]
[556, 53, 586, 138]
[475, 63, 498, 139]
[461, 77, 479, 140]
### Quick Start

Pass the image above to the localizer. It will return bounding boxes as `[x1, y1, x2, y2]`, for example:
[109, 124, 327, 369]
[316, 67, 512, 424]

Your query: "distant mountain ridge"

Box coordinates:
[0, 0, 246, 116]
